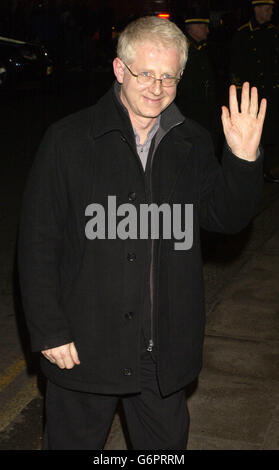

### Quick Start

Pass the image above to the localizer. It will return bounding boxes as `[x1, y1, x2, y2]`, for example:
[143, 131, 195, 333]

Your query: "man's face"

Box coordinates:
[188, 23, 209, 42]
[113, 41, 181, 123]
[254, 5, 273, 24]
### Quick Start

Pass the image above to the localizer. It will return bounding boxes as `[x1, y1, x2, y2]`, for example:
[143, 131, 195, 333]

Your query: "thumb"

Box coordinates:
[70, 342, 80, 364]
[221, 106, 232, 137]
[221, 105, 230, 124]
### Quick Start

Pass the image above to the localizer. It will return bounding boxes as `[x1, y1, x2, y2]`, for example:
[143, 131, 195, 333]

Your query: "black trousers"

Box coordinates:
[42, 342, 190, 450]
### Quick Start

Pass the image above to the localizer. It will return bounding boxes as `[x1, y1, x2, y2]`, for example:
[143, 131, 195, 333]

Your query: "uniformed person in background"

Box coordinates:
[175, 6, 223, 157]
[231, 0, 279, 183]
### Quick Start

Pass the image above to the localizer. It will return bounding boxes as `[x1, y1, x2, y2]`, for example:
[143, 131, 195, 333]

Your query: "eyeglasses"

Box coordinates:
[123, 63, 181, 87]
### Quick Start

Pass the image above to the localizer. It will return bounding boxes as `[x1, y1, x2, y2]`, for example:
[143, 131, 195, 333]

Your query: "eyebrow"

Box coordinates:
[137, 68, 178, 76]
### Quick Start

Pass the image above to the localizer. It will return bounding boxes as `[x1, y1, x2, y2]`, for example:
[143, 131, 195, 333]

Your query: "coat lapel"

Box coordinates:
[154, 131, 193, 204]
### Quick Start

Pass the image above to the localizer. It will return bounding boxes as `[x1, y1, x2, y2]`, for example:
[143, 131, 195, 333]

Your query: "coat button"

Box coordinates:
[121, 135, 127, 143]
[125, 312, 134, 320]
[123, 368, 133, 376]
[128, 192, 137, 201]
[127, 253, 136, 261]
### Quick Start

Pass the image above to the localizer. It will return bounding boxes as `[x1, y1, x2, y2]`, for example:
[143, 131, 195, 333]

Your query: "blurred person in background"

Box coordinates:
[175, 5, 222, 157]
[231, 0, 279, 183]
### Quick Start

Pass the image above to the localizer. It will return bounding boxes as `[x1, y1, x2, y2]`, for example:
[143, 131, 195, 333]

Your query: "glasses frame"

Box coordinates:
[123, 63, 181, 87]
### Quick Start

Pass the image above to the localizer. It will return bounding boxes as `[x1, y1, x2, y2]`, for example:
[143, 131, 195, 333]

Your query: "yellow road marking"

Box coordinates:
[0, 358, 26, 393]
[0, 378, 39, 432]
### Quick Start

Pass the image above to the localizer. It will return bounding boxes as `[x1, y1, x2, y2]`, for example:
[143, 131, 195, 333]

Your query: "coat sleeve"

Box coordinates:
[199, 130, 263, 233]
[18, 124, 73, 352]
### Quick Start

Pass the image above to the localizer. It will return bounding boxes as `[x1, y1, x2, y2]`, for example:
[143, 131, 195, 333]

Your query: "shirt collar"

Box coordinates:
[133, 116, 161, 146]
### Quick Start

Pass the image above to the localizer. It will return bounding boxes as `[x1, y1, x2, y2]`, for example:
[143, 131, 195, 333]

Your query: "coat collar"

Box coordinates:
[186, 34, 207, 50]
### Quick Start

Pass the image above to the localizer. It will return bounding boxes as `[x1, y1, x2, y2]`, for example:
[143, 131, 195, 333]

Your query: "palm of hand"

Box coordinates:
[222, 82, 267, 161]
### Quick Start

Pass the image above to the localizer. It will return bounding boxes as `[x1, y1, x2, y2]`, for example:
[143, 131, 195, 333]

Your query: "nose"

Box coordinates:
[150, 78, 163, 95]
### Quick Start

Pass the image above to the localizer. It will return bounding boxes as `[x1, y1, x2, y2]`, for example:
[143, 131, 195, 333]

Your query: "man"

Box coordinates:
[18, 16, 266, 450]
[230, 0, 279, 183]
[175, 6, 222, 156]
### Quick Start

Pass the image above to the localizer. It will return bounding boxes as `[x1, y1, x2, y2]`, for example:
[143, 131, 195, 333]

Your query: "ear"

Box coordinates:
[113, 58, 125, 84]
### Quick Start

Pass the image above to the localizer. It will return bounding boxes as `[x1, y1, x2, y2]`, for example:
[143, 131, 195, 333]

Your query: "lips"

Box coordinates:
[143, 96, 163, 104]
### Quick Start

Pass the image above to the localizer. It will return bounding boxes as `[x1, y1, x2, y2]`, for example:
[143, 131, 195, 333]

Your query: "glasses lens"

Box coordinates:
[162, 78, 177, 87]
[136, 73, 178, 87]
[137, 73, 154, 85]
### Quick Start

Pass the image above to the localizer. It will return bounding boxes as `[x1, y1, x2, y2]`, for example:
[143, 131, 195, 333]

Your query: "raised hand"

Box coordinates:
[221, 82, 267, 161]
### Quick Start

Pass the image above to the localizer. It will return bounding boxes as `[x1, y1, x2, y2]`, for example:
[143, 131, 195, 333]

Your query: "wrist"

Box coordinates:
[227, 144, 258, 161]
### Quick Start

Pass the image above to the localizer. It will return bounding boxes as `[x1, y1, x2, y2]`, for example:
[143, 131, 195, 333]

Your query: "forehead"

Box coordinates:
[192, 22, 208, 27]
[131, 40, 180, 69]
[258, 4, 273, 10]
[190, 23, 209, 34]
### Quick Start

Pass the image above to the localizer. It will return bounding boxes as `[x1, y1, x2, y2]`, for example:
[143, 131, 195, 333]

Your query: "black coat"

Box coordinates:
[18, 84, 263, 396]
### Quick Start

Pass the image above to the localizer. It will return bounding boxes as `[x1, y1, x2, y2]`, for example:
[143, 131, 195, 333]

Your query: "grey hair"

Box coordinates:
[117, 16, 188, 71]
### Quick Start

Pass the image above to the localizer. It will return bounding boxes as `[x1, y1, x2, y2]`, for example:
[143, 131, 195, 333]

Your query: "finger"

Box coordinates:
[41, 348, 62, 366]
[63, 353, 75, 369]
[240, 81, 250, 114]
[70, 342, 81, 365]
[257, 98, 267, 123]
[221, 105, 230, 121]
[221, 106, 232, 134]
[54, 356, 66, 369]
[249, 86, 258, 117]
[229, 84, 239, 115]
[54, 346, 74, 369]
[41, 350, 55, 362]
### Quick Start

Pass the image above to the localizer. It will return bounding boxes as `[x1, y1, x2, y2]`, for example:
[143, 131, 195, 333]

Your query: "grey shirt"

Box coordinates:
[133, 117, 161, 170]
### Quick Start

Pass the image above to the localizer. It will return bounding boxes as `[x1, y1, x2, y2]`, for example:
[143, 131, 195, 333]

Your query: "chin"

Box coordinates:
[143, 109, 162, 117]
[142, 103, 170, 118]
